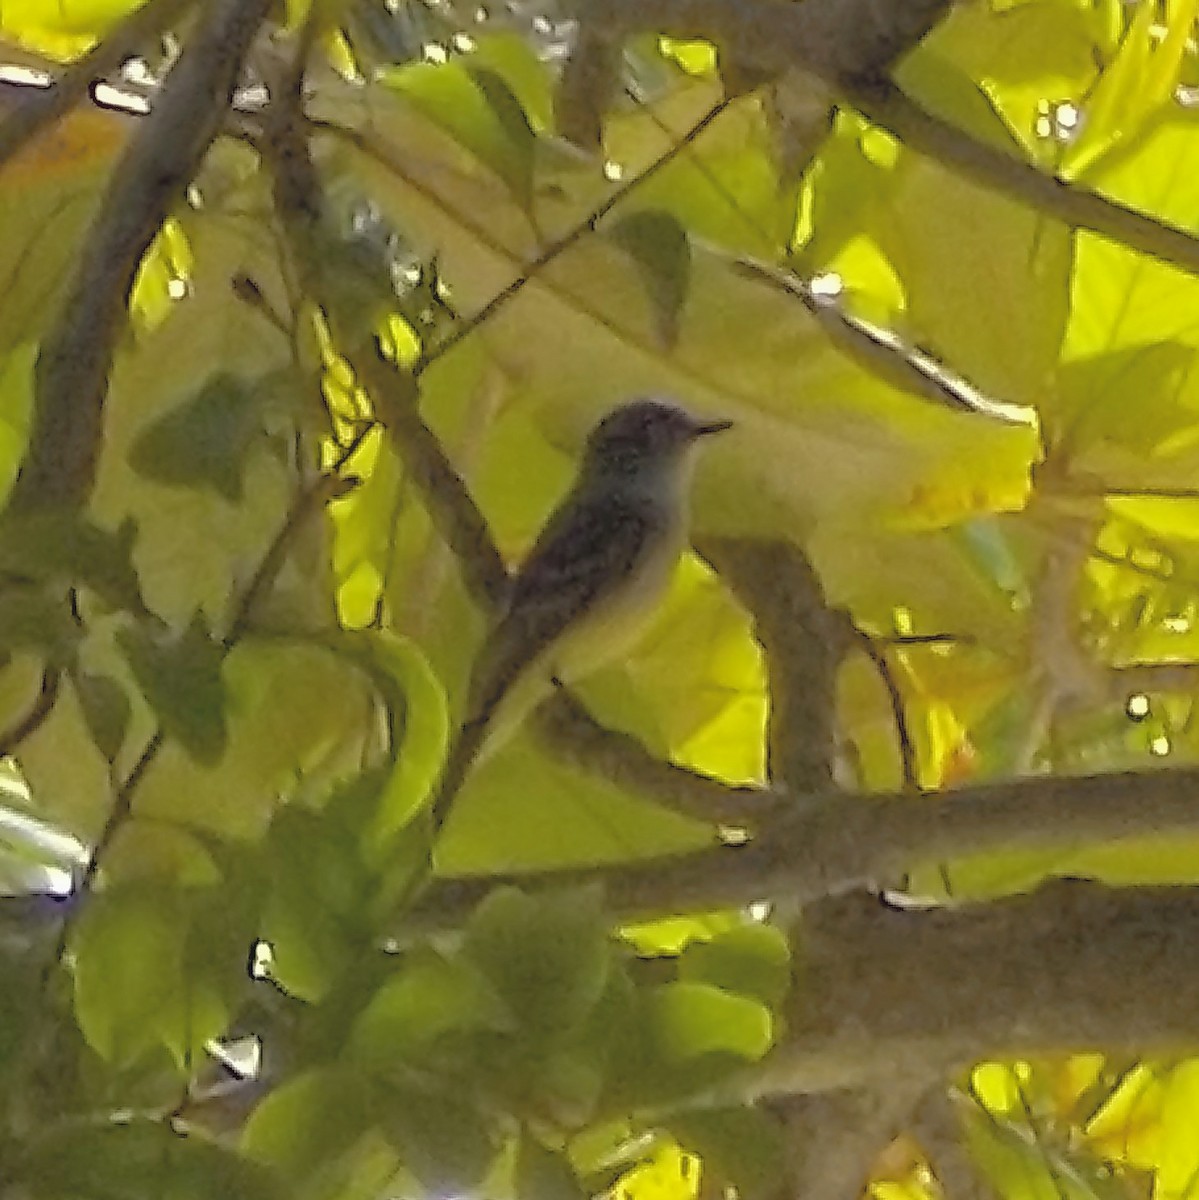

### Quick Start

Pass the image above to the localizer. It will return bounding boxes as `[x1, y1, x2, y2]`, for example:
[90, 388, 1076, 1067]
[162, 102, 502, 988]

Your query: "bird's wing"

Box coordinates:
[467, 491, 653, 723]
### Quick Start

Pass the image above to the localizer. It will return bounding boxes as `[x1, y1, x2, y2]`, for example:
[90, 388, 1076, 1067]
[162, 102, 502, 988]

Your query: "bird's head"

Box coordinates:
[582, 398, 732, 478]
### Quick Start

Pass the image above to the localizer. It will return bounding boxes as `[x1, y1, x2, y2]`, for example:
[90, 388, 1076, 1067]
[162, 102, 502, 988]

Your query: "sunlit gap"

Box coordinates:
[92, 82, 151, 115]
[0, 797, 87, 897]
[1034, 99, 1081, 143]
[249, 938, 275, 980]
[0, 63, 51, 88]
[207, 1034, 262, 1080]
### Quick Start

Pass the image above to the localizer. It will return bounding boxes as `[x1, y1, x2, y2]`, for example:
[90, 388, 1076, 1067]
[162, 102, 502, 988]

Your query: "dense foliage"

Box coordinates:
[3, 0, 1199, 1197]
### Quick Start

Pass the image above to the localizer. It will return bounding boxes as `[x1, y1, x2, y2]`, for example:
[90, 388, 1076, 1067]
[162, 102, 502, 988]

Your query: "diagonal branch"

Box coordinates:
[568, 0, 1199, 279]
[0, 0, 197, 173]
[9, 0, 275, 513]
[841, 80, 1199, 277]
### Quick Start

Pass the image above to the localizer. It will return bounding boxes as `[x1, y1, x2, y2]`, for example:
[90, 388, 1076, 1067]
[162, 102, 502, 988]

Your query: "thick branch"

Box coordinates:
[777, 1081, 932, 1200]
[913, 1088, 998, 1200]
[9, 0, 274, 512]
[575, 0, 952, 82]
[406, 764, 1199, 932]
[746, 881, 1199, 1098]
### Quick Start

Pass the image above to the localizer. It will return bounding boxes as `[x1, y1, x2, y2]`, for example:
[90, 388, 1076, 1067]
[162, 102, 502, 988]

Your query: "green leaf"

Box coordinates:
[517, 1134, 588, 1200]
[463, 886, 612, 1037]
[349, 947, 512, 1068]
[117, 614, 228, 764]
[1062, 0, 1198, 180]
[468, 31, 556, 132]
[19, 1119, 280, 1200]
[965, 1102, 1125, 1200]
[676, 924, 791, 1011]
[73, 668, 132, 763]
[0, 511, 149, 615]
[329, 427, 404, 630]
[130, 637, 376, 843]
[70, 885, 227, 1068]
[0, 343, 35, 508]
[381, 58, 536, 206]
[70, 885, 184, 1064]
[642, 982, 773, 1063]
[343, 629, 449, 859]
[0, 941, 41, 1071]
[668, 1107, 786, 1200]
[242, 1067, 374, 1182]
[128, 372, 268, 501]
[468, 65, 539, 202]
[375, 1083, 496, 1194]
[1155, 1060, 1199, 1197]
[609, 210, 692, 350]
[260, 806, 371, 1002]
[0, 584, 80, 661]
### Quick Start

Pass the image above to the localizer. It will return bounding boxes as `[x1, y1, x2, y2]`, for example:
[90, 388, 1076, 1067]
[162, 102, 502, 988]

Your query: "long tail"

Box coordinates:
[428, 709, 492, 836]
[427, 615, 530, 838]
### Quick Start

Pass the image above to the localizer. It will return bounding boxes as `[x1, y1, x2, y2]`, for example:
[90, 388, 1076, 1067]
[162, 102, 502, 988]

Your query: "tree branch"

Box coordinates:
[914, 1087, 998, 1200]
[776, 1080, 933, 1200]
[698, 538, 847, 792]
[572, 0, 953, 82]
[568, 1, 1199, 280]
[531, 691, 771, 824]
[843, 80, 1199, 278]
[745, 881, 1199, 1099]
[0, 666, 60, 756]
[0, 0, 196, 174]
[404, 764, 1199, 933]
[9, 0, 275, 513]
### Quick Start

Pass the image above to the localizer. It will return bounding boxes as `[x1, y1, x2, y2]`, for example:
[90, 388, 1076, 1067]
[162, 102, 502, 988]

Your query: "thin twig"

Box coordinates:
[0, 667, 60, 756]
[224, 465, 362, 646]
[309, 98, 733, 387]
[852, 629, 921, 792]
[414, 99, 731, 374]
[59, 426, 373, 953]
[733, 257, 1037, 426]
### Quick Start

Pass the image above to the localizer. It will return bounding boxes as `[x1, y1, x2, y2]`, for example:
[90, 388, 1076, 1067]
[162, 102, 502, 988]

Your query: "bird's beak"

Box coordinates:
[693, 417, 734, 437]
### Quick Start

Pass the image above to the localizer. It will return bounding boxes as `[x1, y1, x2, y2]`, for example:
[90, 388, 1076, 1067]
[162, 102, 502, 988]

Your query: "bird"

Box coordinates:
[428, 397, 733, 835]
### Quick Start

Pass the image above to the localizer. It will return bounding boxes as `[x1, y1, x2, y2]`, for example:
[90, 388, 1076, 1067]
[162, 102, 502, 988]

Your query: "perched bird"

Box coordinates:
[429, 398, 733, 834]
